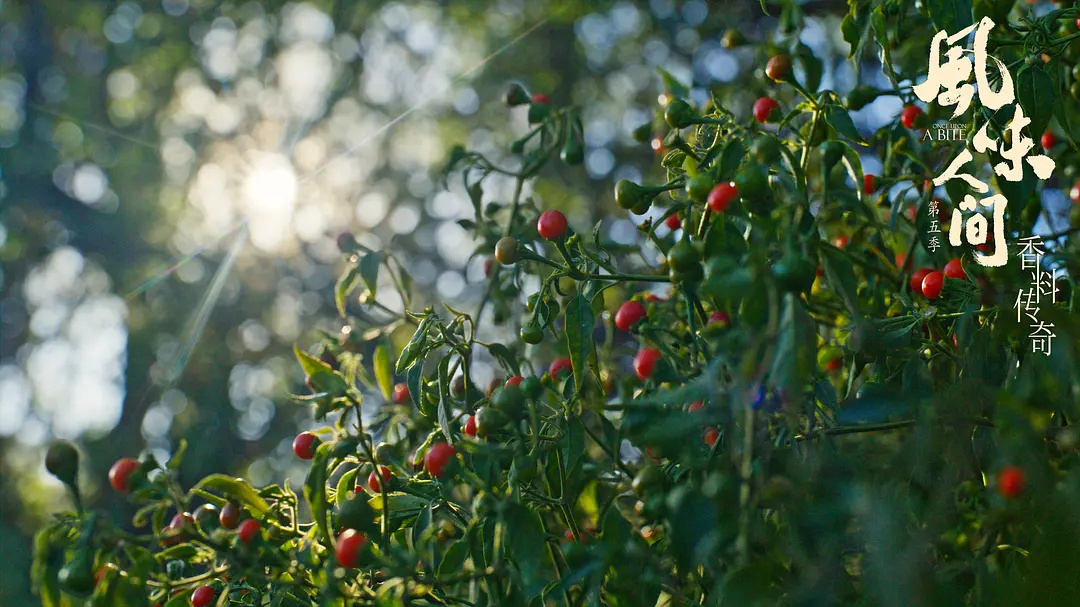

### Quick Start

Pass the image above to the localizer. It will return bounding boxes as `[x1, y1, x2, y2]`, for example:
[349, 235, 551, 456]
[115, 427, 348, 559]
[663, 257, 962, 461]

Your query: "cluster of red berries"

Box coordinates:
[685, 401, 719, 446]
[909, 258, 965, 300]
[613, 298, 730, 381]
[751, 54, 791, 122]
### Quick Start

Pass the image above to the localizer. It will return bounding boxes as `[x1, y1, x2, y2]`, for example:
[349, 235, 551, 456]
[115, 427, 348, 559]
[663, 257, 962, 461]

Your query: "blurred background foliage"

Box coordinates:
[3, 0, 1075, 605]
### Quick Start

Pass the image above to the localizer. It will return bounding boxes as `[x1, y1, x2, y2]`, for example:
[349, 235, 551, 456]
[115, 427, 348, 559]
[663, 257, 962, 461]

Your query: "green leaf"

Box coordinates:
[166, 438, 187, 470]
[974, 0, 1013, 24]
[503, 503, 548, 598]
[879, 322, 917, 350]
[154, 543, 199, 562]
[360, 251, 381, 300]
[437, 355, 453, 442]
[485, 342, 520, 376]
[375, 578, 406, 607]
[836, 140, 865, 192]
[469, 519, 492, 570]
[836, 390, 913, 425]
[869, 7, 896, 79]
[815, 379, 837, 409]
[657, 67, 689, 98]
[466, 181, 483, 219]
[335, 467, 358, 506]
[562, 414, 586, 475]
[31, 525, 62, 607]
[406, 360, 423, 410]
[944, 178, 969, 211]
[564, 293, 597, 392]
[295, 346, 333, 379]
[820, 245, 859, 313]
[996, 164, 1037, 224]
[703, 219, 747, 261]
[190, 474, 270, 515]
[303, 442, 334, 547]
[901, 357, 934, 398]
[841, 0, 871, 61]
[660, 149, 686, 171]
[666, 487, 719, 570]
[123, 544, 157, 581]
[411, 502, 433, 550]
[825, 105, 867, 145]
[716, 139, 746, 182]
[366, 491, 429, 513]
[438, 538, 470, 577]
[794, 42, 822, 92]
[373, 340, 394, 402]
[600, 500, 631, 546]
[164, 592, 194, 607]
[589, 410, 620, 459]
[1017, 64, 1055, 143]
[719, 561, 784, 607]
[335, 261, 361, 317]
[396, 315, 434, 374]
[926, 0, 973, 34]
[294, 347, 347, 396]
[1055, 63, 1080, 147]
[768, 294, 817, 396]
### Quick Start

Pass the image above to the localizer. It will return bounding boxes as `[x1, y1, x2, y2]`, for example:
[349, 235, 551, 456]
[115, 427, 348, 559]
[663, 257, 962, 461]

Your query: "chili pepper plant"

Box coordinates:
[33, 3, 1080, 606]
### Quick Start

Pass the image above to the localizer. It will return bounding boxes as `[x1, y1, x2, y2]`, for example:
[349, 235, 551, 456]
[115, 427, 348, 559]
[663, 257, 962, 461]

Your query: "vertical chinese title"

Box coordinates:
[915, 16, 1059, 355]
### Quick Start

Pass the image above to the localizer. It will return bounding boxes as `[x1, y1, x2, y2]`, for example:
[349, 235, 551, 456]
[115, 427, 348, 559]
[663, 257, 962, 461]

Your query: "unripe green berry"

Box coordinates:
[495, 236, 519, 265]
[663, 98, 695, 129]
[45, 440, 80, 487]
[504, 83, 530, 106]
[560, 139, 584, 165]
[685, 174, 713, 203]
[632, 122, 653, 143]
[520, 323, 543, 344]
[614, 180, 657, 210]
[765, 54, 793, 82]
